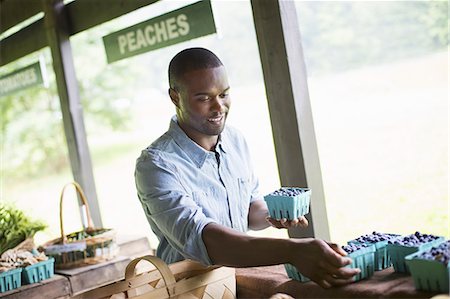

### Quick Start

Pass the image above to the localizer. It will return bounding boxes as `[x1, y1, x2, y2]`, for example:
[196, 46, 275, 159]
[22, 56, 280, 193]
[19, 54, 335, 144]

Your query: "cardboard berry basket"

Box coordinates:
[22, 257, 55, 284]
[263, 187, 311, 220]
[387, 237, 445, 273]
[41, 182, 118, 269]
[284, 263, 310, 283]
[346, 245, 376, 282]
[405, 246, 450, 293]
[348, 233, 400, 270]
[0, 268, 22, 293]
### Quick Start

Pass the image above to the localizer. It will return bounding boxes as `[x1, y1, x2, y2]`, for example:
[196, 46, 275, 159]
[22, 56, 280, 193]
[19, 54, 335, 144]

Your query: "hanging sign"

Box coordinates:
[103, 0, 216, 64]
[0, 61, 46, 97]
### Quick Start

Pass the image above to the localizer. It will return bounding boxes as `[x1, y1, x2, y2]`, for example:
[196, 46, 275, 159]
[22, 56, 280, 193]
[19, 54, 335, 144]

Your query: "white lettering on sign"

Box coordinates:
[0, 68, 38, 94]
[117, 14, 191, 55]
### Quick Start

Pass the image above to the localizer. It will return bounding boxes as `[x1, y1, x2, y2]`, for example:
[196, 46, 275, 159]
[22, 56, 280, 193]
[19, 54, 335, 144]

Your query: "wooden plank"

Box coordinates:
[250, 0, 330, 240]
[0, 19, 46, 67]
[55, 256, 131, 296]
[0, 275, 70, 299]
[67, 0, 160, 35]
[0, 0, 43, 34]
[42, 0, 102, 227]
[0, 0, 159, 66]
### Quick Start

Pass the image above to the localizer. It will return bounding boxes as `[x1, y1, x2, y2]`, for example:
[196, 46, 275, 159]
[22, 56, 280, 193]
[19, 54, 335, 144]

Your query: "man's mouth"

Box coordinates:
[207, 115, 224, 123]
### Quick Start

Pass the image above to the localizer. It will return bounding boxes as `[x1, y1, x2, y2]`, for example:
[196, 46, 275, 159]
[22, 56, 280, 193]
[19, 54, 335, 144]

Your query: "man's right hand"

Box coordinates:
[288, 238, 360, 288]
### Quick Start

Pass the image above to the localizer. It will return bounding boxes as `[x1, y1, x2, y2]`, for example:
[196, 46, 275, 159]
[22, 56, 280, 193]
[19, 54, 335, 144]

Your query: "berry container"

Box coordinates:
[405, 241, 450, 293]
[0, 268, 22, 293]
[348, 232, 400, 270]
[263, 187, 311, 220]
[387, 234, 445, 273]
[22, 258, 55, 284]
[345, 244, 376, 281]
[284, 263, 310, 282]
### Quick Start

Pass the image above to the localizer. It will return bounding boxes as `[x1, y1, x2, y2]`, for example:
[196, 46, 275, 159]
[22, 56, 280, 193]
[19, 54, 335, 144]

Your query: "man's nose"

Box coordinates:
[211, 96, 225, 111]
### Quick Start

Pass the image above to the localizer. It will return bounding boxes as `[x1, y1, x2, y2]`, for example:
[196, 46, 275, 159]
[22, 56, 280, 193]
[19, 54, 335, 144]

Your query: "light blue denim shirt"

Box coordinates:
[135, 116, 262, 265]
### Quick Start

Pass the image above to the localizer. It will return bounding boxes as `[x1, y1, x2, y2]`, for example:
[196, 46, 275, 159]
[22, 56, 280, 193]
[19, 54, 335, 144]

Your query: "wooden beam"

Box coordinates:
[42, 0, 103, 227]
[251, 0, 330, 240]
[0, 0, 43, 34]
[67, 0, 160, 35]
[0, 19, 46, 66]
[0, 0, 159, 66]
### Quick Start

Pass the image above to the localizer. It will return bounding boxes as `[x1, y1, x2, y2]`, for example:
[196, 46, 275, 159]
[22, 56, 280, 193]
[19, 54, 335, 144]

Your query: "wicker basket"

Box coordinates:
[76, 255, 236, 299]
[41, 182, 118, 269]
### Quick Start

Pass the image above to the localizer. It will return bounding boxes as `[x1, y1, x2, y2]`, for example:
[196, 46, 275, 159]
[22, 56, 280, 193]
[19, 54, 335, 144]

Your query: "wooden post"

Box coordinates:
[42, 0, 103, 227]
[251, 0, 330, 240]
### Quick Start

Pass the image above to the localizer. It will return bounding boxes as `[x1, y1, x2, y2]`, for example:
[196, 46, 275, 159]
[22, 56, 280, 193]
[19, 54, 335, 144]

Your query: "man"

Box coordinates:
[135, 47, 359, 288]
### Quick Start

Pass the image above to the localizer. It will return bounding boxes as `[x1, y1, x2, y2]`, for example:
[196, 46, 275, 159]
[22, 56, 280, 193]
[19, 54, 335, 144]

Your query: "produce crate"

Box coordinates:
[348, 233, 400, 270]
[346, 245, 376, 281]
[22, 258, 55, 284]
[405, 251, 449, 293]
[387, 237, 445, 273]
[0, 268, 22, 293]
[284, 263, 310, 282]
[264, 187, 311, 220]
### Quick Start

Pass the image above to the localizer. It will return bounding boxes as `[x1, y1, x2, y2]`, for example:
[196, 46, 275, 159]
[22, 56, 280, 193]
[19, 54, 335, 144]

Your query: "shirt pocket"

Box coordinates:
[237, 177, 251, 218]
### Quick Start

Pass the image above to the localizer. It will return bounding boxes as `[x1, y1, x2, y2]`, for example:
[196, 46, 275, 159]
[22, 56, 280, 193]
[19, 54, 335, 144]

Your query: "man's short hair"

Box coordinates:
[168, 47, 223, 90]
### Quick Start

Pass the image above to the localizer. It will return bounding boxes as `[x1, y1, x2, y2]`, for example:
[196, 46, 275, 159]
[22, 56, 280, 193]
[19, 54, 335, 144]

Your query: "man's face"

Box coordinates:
[172, 66, 231, 138]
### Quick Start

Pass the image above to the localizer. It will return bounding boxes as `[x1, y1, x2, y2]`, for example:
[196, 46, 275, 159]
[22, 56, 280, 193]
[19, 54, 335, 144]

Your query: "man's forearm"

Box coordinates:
[203, 222, 293, 267]
[202, 222, 360, 288]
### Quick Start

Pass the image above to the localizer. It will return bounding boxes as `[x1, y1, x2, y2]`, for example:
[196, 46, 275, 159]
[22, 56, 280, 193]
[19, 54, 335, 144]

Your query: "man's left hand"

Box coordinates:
[267, 216, 309, 229]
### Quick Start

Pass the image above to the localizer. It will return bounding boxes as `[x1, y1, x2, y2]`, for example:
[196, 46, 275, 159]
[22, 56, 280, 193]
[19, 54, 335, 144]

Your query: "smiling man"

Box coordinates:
[135, 47, 359, 288]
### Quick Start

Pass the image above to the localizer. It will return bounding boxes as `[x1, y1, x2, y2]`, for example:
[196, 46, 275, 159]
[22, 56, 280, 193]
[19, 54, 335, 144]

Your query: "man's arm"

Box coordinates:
[203, 223, 359, 288]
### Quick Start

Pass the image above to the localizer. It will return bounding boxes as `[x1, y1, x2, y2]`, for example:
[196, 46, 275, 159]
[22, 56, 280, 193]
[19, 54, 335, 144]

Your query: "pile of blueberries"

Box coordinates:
[415, 240, 450, 266]
[269, 187, 307, 197]
[387, 231, 440, 247]
[342, 243, 371, 254]
[354, 231, 399, 243]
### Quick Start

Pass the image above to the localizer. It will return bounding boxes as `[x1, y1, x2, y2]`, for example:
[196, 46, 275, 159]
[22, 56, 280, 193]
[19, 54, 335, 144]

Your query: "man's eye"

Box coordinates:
[219, 93, 229, 98]
[198, 96, 210, 101]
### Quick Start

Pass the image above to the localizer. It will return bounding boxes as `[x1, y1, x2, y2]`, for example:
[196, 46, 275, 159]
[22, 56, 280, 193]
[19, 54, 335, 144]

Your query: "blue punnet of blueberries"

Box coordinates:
[387, 231, 440, 247]
[415, 240, 450, 266]
[342, 243, 371, 254]
[269, 187, 307, 197]
[354, 231, 399, 243]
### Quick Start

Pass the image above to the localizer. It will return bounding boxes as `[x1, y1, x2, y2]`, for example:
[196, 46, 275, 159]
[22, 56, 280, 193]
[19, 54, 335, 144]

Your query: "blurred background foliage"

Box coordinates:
[0, 0, 448, 179]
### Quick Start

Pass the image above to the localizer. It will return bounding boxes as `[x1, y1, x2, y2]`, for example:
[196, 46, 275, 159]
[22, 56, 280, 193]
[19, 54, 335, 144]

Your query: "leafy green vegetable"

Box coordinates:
[0, 203, 47, 254]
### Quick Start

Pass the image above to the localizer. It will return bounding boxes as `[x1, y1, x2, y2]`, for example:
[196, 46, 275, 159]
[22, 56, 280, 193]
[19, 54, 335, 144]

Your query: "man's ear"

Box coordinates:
[169, 88, 180, 108]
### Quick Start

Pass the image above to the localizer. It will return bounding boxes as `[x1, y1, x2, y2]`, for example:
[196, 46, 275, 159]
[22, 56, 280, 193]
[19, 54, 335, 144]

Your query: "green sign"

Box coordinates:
[0, 61, 45, 97]
[103, 0, 217, 63]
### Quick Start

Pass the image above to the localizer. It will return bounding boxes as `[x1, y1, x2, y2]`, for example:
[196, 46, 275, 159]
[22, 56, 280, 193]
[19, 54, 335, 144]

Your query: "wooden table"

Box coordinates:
[236, 265, 444, 298]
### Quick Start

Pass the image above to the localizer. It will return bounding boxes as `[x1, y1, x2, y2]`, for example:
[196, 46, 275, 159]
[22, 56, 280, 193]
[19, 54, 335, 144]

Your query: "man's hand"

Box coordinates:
[267, 216, 309, 229]
[289, 238, 360, 288]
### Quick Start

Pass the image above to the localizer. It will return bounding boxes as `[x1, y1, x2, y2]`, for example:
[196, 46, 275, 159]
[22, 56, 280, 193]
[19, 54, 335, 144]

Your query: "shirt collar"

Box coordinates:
[168, 115, 228, 168]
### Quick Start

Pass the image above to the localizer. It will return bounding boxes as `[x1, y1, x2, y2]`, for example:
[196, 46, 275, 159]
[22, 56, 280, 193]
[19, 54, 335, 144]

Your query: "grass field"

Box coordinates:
[1, 50, 448, 248]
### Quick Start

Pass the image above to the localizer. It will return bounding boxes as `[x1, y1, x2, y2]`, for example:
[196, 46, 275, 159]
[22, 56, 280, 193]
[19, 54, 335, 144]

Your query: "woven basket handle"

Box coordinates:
[59, 181, 95, 244]
[125, 255, 177, 295]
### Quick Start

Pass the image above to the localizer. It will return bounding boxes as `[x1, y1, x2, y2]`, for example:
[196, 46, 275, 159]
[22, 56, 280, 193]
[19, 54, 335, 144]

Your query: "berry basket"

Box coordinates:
[41, 182, 118, 269]
[387, 232, 445, 273]
[342, 244, 376, 281]
[348, 232, 400, 270]
[284, 263, 310, 283]
[405, 241, 450, 293]
[0, 268, 22, 293]
[22, 257, 55, 284]
[263, 187, 311, 220]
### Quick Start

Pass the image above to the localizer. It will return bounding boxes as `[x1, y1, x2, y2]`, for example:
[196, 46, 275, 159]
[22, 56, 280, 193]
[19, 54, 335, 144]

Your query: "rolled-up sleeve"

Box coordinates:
[135, 150, 215, 265]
